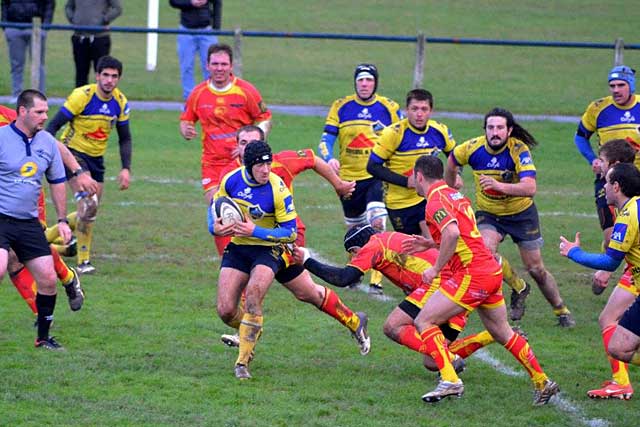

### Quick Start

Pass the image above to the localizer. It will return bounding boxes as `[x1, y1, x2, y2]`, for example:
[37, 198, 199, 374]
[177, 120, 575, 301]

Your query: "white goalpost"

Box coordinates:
[146, 0, 159, 71]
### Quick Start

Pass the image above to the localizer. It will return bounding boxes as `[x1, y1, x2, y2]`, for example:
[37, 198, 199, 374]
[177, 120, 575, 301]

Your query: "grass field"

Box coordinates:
[0, 1, 639, 114]
[1, 2, 640, 425]
[0, 109, 639, 426]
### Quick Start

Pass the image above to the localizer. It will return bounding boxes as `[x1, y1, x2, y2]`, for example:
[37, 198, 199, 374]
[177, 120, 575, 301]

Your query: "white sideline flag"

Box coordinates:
[146, 0, 159, 71]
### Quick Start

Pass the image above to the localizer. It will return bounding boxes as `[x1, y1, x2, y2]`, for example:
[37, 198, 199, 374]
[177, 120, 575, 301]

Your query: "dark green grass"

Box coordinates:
[0, 1, 639, 114]
[0, 111, 638, 426]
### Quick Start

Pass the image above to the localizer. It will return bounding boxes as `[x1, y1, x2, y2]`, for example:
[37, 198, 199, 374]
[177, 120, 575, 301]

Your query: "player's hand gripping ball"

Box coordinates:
[213, 196, 244, 226]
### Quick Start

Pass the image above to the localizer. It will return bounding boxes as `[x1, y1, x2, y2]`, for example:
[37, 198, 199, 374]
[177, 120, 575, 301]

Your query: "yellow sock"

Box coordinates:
[369, 269, 383, 287]
[553, 305, 570, 316]
[236, 313, 263, 366]
[77, 221, 94, 264]
[500, 255, 526, 293]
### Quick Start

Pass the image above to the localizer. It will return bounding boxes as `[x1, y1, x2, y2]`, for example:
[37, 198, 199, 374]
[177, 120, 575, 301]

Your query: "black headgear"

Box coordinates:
[343, 224, 377, 252]
[354, 63, 378, 99]
[243, 140, 272, 180]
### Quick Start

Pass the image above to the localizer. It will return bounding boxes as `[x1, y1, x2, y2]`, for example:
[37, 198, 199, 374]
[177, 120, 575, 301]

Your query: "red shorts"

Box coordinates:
[406, 286, 468, 332]
[439, 268, 504, 311]
[295, 217, 306, 246]
[202, 158, 237, 193]
[617, 266, 640, 296]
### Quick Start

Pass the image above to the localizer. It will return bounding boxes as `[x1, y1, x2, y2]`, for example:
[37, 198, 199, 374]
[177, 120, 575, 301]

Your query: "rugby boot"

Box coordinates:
[533, 379, 559, 406]
[76, 261, 96, 275]
[587, 380, 633, 400]
[422, 380, 464, 403]
[63, 267, 84, 311]
[351, 312, 371, 355]
[35, 336, 65, 351]
[368, 282, 384, 295]
[234, 364, 251, 380]
[557, 313, 576, 328]
[221, 333, 240, 347]
[509, 281, 531, 321]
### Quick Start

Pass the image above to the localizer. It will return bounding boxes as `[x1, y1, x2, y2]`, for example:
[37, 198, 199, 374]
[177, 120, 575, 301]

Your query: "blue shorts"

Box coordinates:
[340, 177, 383, 220]
[619, 295, 640, 337]
[67, 148, 106, 183]
[0, 214, 50, 262]
[476, 203, 543, 249]
[387, 200, 425, 235]
[594, 176, 615, 230]
[221, 242, 286, 275]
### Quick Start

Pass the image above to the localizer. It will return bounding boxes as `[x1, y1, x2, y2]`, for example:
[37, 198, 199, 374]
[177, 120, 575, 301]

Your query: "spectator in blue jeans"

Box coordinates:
[1, 0, 55, 102]
[169, 0, 220, 101]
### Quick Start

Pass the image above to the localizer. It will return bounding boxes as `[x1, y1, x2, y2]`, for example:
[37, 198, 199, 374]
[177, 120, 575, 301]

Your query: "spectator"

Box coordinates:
[65, 0, 122, 87]
[170, 0, 220, 100]
[1, 0, 54, 102]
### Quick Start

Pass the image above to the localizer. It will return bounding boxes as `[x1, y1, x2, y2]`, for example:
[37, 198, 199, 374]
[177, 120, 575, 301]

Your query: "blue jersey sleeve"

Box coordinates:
[318, 132, 337, 161]
[567, 247, 622, 271]
[251, 218, 297, 243]
[574, 126, 597, 164]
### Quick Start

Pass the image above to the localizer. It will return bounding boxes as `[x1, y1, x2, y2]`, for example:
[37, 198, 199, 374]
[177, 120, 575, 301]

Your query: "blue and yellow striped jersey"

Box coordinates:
[59, 84, 130, 157]
[216, 167, 297, 246]
[372, 118, 455, 209]
[452, 136, 536, 216]
[320, 94, 401, 181]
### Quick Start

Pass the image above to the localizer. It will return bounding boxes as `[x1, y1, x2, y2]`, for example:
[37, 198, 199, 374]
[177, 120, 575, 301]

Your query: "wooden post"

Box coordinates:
[233, 27, 243, 77]
[31, 17, 42, 91]
[614, 38, 624, 66]
[412, 32, 426, 89]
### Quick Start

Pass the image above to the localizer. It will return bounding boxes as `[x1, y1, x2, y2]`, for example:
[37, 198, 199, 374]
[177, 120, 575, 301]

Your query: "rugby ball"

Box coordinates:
[213, 196, 244, 225]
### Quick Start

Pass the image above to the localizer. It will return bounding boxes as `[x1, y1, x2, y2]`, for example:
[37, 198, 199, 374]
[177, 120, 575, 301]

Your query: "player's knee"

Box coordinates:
[607, 340, 633, 363]
[526, 265, 546, 282]
[7, 251, 22, 273]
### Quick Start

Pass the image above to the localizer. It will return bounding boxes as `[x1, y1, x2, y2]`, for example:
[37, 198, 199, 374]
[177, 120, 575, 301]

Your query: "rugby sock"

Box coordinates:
[369, 270, 383, 289]
[499, 255, 526, 293]
[552, 305, 571, 316]
[51, 247, 74, 285]
[10, 267, 38, 314]
[214, 235, 232, 257]
[397, 325, 424, 352]
[602, 324, 631, 385]
[503, 332, 547, 386]
[449, 330, 495, 359]
[226, 308, 245, 329]
[419, 326, 459, 383]
[319, 287, 359, 332]
[35, 293, 56, 340]
[77, 221, 94, 264]
[236, 313, 263, 366]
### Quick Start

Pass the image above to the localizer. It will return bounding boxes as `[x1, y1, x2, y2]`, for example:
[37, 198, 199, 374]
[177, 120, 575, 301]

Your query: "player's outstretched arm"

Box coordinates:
[294, 247, 363, 287]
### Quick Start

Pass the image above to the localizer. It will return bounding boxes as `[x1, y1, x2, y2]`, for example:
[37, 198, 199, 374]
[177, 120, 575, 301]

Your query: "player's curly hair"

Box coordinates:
[484, 107, 538, 148]
[599, 139, 636, 165]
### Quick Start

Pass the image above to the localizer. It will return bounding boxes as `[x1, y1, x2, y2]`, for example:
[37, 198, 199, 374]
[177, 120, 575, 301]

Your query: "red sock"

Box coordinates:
[320, 287, 358, 330]
[449, 330, 494, 359]
[50, 246, 73, 283]
[10, 267, 38, 314]
[603, 324, 630, 385]
[397, 325, 425, 353]
[419, 325, 458, 382]
[504, 333, 545, 382]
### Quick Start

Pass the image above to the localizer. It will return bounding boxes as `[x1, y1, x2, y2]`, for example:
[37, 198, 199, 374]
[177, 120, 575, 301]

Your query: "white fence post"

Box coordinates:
[31, 17, 42, 91]
[233, 27, 243, 77]
[413, 32, 425, 89]
[614, 38, 624, 66]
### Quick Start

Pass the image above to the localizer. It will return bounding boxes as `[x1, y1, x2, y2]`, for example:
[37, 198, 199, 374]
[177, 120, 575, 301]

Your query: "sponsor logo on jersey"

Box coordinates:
[20, 161, 38, 177]
[611, 223, 628, 243]
[416, 136, 430, 148]
[237, 187, 253, 200]
[346, 133, 374, 154]
[519, 152, 532, 165]
[285, 195, 295, 214]
[620, 111, 636, 123]
[450, 191, 464, 201]
[486, 157, 500, 168]
[99, 103, 111, 115]
[358, 108, 372, 120]
[85, 128, 108, 141]
[433, 208, 448, 224]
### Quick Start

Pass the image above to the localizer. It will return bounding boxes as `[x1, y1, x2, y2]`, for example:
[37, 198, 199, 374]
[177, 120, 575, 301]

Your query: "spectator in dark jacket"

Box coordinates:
[65, 0, 122, 87]
[169, 0, 220, 100]
[1, 0, 55, 101]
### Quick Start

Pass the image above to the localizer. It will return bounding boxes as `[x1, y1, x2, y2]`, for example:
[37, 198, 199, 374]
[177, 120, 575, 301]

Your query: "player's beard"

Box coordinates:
[487, 136, 508, 151]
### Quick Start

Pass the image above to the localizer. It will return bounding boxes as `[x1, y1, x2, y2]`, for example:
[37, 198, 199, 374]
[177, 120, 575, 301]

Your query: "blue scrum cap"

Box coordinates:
[609, 65, 636, 93]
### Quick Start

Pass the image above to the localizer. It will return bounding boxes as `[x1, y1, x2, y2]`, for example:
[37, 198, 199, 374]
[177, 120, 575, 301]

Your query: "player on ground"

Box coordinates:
[406, 155, 558, 405]
[574, 65, 640, 295]
[294, 225, 497, 373]
[0, 90, 73, 349]
[46, 55, 132, 275]
[561, 157, 640, 400]
[318, 63, 402, 294]
[211, 141, 369, 380]
[446, 107, 574, 327]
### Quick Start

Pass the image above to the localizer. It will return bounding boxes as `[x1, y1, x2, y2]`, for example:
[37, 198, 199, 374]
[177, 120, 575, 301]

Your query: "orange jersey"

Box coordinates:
[425, 180, 500, 275]
[348, 231, 452, 295]
[181, 76, 271, 166]
[0, 105, 16, 126]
